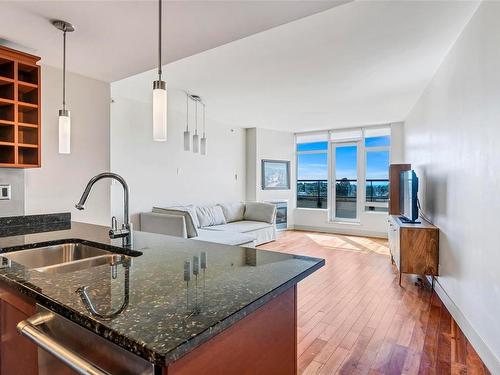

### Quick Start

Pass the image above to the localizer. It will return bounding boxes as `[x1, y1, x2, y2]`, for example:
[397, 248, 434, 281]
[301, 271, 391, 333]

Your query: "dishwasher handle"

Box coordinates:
[17, 311, 109, 375]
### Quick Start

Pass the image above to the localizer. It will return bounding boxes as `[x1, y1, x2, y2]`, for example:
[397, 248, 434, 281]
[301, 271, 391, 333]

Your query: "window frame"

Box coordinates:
[330, 140, 362, 223]
[363, 126, 391, 213]
[295, 125, 392, 216]
[295, 135, 329, 210]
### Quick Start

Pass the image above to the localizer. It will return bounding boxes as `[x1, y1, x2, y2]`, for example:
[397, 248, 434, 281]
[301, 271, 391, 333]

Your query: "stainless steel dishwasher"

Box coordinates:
[17, 304, 154, 375]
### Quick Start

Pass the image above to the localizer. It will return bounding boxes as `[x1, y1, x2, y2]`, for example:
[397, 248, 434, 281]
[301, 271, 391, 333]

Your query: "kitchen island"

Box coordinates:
[0, 217, 324, 374]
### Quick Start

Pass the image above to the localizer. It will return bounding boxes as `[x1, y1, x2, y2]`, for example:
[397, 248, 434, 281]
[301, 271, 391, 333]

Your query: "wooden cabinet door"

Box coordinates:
[0, 300, 38, 375]
[393, 225, 401, 271]
[0, 286, 38, 375]
[388, 219, 395, 259]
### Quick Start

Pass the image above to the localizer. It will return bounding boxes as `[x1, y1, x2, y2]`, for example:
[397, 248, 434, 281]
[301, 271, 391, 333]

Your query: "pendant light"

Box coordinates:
[200, 103, 207, 155]
[53, 20, 75, 154]
[192, 98, 199, 153]
[183, 93, 190, 151]
[152, 0, 167, 141]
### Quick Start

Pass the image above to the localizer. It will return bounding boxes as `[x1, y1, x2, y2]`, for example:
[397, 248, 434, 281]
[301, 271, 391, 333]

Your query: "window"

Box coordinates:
[364, 127, 390, 212]
[296, 133, 328, 209]
[296, 126, 391, 216]
[334, 143, 358, 220]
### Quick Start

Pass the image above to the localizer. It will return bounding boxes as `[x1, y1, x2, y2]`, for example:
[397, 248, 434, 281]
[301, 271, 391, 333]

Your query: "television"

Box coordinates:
[399, 170, 419, 223]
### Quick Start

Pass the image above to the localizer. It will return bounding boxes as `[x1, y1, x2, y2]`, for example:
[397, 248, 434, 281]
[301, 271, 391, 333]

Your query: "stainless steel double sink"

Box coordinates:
[2, 242, 130, 274]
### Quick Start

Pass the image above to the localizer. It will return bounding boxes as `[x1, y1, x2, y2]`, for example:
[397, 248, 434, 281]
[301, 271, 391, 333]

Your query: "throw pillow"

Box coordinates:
[243, 202, 276, 224]
[218, 202, 245, 223]
[152, 206, 199, 238]
[196, 205, 227, 227]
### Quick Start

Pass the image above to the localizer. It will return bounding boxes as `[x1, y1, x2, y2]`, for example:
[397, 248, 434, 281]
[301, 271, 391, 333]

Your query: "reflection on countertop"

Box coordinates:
[0, 221, 324, 366]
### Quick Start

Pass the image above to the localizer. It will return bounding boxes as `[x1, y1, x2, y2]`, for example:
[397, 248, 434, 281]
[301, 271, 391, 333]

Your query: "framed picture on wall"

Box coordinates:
[261, 159, 290, 190]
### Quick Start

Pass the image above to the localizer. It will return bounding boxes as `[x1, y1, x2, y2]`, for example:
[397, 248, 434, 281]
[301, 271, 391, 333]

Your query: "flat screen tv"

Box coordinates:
[400, 170, 419, 223]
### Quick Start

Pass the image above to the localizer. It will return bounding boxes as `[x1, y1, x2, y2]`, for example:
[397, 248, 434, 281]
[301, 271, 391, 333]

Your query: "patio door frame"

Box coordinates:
[329, 140, 364, 223]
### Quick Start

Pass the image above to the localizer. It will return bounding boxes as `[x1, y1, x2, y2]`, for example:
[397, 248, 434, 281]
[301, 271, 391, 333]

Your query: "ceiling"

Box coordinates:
[0, 0, 348, 82]
[157, 0, 479, 131]
[1, 1, 481, 132]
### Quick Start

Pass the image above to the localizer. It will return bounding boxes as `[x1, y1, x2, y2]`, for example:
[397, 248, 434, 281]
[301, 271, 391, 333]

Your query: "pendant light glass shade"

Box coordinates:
[183, 130, 191, 151]
[200, 136, 207, 155]
[192, 132, 199, 153]
[58, 109, 71, 154]
[153, 80, 167, 141]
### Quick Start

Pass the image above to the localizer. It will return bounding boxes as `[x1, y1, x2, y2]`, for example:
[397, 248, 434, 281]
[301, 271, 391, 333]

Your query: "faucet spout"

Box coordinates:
[76, 172, 131, 246]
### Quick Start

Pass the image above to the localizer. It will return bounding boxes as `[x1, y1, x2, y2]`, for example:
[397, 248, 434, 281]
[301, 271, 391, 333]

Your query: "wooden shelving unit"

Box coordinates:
[0, 46, 41, 168]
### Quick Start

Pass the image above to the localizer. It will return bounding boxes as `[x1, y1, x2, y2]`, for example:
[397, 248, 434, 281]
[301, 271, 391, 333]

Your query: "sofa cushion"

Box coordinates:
[196, 205, 227, 227]
[218, 202, 245, 223]
[152, 206, 198, 238]
[243, 202, 276, 224]
[195, 229, 256, 247]
[153, 205, 200, 227]
[140, 212, 187, 238]
[204, 220, 272, 233]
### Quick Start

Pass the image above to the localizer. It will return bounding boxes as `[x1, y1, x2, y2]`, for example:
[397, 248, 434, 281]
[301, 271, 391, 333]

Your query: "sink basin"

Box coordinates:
[34, 254, 128, 274]
[2, 242, 112, 270]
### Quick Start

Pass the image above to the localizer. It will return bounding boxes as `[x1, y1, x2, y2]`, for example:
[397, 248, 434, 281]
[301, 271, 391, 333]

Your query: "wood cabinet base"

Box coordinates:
[0, 282, 298, 375]
[164, 286, 297, 375]
[388, 215, 439, 285]
[0, 283, 37, 375]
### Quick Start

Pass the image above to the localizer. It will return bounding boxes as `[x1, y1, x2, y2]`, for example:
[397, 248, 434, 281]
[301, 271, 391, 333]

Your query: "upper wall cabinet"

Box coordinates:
[0, 46, 41, 168]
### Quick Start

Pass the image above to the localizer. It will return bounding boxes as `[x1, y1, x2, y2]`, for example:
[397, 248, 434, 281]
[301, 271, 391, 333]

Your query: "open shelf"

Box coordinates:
[18, 83, 38, 104]
[18, 63, 38, 85]
[0, 101, 14, 122]
[0, 58, 14, 80]
[0, 124, 14, 143]
[0, 144, 15, 164]
[18, 126, 38, 145]
[17, 104, 38, 125]
[0, 46, 40, 168]
[0, 78, 14, 100]
[18, 146, 38, 165]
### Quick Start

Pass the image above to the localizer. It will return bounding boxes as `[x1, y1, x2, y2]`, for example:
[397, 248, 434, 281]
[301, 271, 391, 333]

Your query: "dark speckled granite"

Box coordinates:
[0, 213, 71, 236]
[0, 222, 324, 366]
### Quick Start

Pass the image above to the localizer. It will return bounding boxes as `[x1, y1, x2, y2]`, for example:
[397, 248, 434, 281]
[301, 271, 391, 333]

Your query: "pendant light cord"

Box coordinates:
[194, 101, 198, 135]
[202, 103, 206, 137]
[62, 27, 66, 111]
[158, 0, 162, 81]
[186, 93, 189, 131]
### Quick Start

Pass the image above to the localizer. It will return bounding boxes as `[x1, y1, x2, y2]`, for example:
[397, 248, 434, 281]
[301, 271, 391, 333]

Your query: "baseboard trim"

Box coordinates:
[291, 225, 387, 239]
[429, 276, 500, 374]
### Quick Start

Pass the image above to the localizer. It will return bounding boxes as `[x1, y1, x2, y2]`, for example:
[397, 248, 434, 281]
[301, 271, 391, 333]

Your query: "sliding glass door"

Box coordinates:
[332, 142, 360, 221]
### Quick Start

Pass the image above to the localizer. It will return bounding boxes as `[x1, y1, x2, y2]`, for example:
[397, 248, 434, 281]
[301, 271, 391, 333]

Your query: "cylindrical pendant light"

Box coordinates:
[192, 99, 199, 153]
[200, 103, 207, 155]
[152, 0, 167, 141]
[183, 93, 190, 151]
[53, 20, 75, 154]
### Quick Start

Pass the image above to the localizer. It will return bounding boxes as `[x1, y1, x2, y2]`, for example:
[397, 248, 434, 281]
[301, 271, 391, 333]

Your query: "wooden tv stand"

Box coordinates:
[388, 215, 439, 286]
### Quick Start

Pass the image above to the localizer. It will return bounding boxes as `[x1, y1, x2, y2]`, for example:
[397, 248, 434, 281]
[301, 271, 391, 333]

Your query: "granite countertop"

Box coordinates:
[0, 221, 324, 366]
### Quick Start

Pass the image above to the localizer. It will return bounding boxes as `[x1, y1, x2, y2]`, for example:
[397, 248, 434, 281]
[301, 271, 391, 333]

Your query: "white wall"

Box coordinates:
[246, 128, 296, 227]
[404, 2, 500, 372]
[294, 122, 404, 238]
[110, 70, 246, 227]
[0, 169, 24, 217]
[24, 65, 111, 225]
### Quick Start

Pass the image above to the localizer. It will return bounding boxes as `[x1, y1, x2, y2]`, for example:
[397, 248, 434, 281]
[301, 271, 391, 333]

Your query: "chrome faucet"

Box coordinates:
[75, 172, 132, 247]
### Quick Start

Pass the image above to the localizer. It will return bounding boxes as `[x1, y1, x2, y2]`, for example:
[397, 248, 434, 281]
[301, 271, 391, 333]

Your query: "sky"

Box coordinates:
[297, 137, 390, 181]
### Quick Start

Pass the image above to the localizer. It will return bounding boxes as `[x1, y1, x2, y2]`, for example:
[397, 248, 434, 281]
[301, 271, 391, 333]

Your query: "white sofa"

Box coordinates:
[140, 202, 277, 247]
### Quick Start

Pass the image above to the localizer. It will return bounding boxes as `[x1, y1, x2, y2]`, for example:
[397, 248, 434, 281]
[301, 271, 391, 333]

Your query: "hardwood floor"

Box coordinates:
[259, 230, 490, 375]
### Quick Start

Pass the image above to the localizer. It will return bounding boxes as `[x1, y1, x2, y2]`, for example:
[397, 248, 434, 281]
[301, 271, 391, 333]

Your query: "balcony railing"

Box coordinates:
[297, 179, 389, 209]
